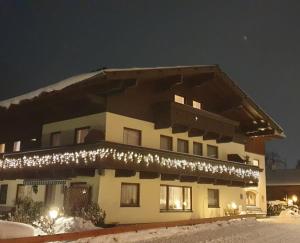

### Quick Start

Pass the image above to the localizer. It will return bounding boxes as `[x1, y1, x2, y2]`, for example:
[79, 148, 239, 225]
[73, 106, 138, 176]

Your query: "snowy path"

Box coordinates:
[74, 216, 300, 243]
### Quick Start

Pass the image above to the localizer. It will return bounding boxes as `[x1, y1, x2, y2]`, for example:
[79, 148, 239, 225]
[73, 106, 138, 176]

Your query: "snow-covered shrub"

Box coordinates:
[74, 202, 106, 226]
[33, 215, 55, 235]
[8, 197, 44, 224]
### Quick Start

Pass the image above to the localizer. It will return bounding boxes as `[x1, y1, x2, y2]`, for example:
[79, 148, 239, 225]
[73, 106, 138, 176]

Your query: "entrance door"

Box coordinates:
[246, 191, 257, 206]
[64, 183, 91, 214]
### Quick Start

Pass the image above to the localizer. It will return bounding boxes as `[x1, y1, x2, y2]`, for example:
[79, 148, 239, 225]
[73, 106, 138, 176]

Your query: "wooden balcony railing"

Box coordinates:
[0, 141, 260, 186]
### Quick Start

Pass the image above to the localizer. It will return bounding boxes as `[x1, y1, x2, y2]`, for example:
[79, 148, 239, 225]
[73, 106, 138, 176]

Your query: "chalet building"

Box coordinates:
[0, 65, 284, 223]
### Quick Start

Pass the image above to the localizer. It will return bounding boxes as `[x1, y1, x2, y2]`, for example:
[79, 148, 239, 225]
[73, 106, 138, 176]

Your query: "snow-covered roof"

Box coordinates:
[0, 70, 103, 109]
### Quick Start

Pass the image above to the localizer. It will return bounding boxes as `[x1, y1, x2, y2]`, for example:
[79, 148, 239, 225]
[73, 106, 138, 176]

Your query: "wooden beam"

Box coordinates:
[161, 173, 180, 181]
[115, 169, 136, 177]
[139, 171, 160, 179]
[217, 136, 233, 144]
[172, 124, 188, 134]
[197, 177, 215, 184]
[203, 132, 220, 140]
[188, 128, 205, 137]
[180, 175, 198, 182]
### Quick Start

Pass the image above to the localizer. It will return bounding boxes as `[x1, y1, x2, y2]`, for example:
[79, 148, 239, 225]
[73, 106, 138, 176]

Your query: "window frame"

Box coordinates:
[160, 135, 173, 151]
[123, 127, 142, 146]
[0, 143, 5, 154]
[177, 139, 189, 153]
[50, 131, 61, 147]
[74, 126, 90, 145]
[207, 144, 218, 158]
[120, 183, 140, 207]
[160, 185, 192, 212]
[174, 94, 185, 105]
[252, 159, 259, 166]
[13, 140, 21, 152]
[0, 184, 8, 204]
[192, 100, 202, 110]
[193, 142, 203, 156]
[208, 189, 219, 208]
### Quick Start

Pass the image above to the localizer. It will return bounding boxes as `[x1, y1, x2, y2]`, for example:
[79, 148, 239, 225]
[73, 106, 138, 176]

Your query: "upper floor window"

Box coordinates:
[50, 132, 61, 147]
[0, 184, 8, 204]
[120, 183, 140, 207]
[252, 159, 259, 166]
[208, 189, 219, 208]
[75, 127, 90, 144]
[174, 95, 185, 105]
[123, 128, 141, 146]
[160, 135, 172, 151]
[193, 142, 203, 156]
[177, 139, 189, 153]
[192, 100, 202, 110]
[207, 145, 218, 158]
[0, 144, 5, 153]
[13, 141, 21, 152]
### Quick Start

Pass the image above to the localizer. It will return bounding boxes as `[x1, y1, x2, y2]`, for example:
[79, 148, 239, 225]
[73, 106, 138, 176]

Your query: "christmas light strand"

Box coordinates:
[0, 147, 260, 180]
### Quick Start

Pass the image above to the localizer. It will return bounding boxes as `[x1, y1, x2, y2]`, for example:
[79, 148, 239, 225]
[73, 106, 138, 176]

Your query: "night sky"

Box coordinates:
[0, 1, 299, 167]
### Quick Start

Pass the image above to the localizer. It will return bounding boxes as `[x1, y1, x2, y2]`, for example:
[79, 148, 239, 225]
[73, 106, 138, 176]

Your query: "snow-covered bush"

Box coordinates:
[8, 197, 44, 224]
[74, 202, 106, 226]
[267, 200, 299, 216]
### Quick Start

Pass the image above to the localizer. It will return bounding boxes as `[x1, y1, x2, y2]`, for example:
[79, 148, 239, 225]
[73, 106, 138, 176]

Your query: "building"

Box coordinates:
[267, 169, 300, 204]
[0, 65, 284, 224]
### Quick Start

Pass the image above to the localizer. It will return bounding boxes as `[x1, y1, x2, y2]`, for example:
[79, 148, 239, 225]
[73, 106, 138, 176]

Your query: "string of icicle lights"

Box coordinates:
[0, 147, 260, 180]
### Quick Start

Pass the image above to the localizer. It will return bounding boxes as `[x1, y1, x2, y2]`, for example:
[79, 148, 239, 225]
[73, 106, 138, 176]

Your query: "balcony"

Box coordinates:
[154, 102, 242, 143]
[0, 141, 260, 187]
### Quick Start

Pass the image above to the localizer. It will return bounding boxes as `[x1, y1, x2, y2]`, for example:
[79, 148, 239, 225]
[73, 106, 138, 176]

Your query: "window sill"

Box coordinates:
[208, 206, 220, 209]
[120, 205, 140, 208]
[160, 210, 193, 213]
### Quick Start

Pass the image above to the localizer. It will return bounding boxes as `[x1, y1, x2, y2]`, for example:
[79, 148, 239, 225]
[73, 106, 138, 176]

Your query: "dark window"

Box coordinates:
[208, 189, 219, 208]
[50, 132, 61, 147]
[193, 142, 203, 156]
[75, 127, 90, 144]
[0, 184, 8, 204]
[120, 183, 140, 207]
[160, 135, 173, 151]
[207, 145, 218, 158]
[16, 184, 26, 204]
[160, 185, 192, 211]
[177, 139, 189, 153]
[123, 128, 141, 146]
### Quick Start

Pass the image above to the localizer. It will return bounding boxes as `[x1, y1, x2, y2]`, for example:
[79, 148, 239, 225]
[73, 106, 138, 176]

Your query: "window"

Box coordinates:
[160, 185, 192, 211]
[174, 95, 185, 104]
[192, 100, 202, 110]
[208, 189, 219, 208]
[120, 183, 140, 207]
[75, 127, 90, 144]
[193, 142, 203, 156]
[0, 144, 5, 153]
[16, 184, 26, 203]
[160, 135, 172, 151]
[13, 141, 21, 152]
[123, 128, 141, 146]
[50, 132, 61, 147]
[177, 139, 189, 153]
[45, 185, 56, 207]
[252, 159, 259, 166]
[207, 145, 218, 158]
[0, 184, 8, 204]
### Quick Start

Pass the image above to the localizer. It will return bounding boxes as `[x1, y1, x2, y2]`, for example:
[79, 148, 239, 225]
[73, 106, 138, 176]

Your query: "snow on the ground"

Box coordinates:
[53, 217, 98, 234]
[72, 214, 300, 243]
[0, 220, 35, 239]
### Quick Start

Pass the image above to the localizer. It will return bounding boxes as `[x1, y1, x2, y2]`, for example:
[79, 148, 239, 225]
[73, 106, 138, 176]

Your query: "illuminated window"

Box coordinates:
[207, 145, 218, 158]
[13, 141, 21, 152]
[177, 139, 189, 153]
[174, 95, 185, 104]
[193, 142, 203, 156]
[75, 127, 90, 144]
[192, 100, 201, 110]
[208, 189, 219, 208]
[0, 144, 5, 153]
[120, 183, 140, 207]
[123, 128, 141, 146]
[50, 132, 61, 147]
[160, 135, 172, 151]
[160, 185, 191, 211]
[252, 159, 259, 166]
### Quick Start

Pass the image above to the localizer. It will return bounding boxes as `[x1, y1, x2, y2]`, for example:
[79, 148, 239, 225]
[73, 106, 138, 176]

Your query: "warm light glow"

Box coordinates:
[231, 202, 238, 210]
[49, 207, 59, 219]
[174, 200, 181, 209]
[287, 199, 293, 206]
[292, 195, 298, 203]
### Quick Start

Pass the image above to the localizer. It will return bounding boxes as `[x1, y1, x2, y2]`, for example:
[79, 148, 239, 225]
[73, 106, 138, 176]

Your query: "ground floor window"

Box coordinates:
[0, 184, 8, 204]
[160, 185, 192, 211]
[120, 183, 140, 207]
[45, 184, 56, 207]
[208, 189, 219, 208]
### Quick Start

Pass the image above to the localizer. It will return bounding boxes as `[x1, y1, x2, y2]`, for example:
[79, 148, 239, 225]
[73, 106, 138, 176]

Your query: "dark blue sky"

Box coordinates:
[0, 1, 299, 166]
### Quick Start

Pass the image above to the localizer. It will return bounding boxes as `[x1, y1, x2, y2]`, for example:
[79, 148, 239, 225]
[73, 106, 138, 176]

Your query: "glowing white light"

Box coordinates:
[292, 195, 298, 203]
[231, 202, 237, 210]
[49, 207, 59, 219]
